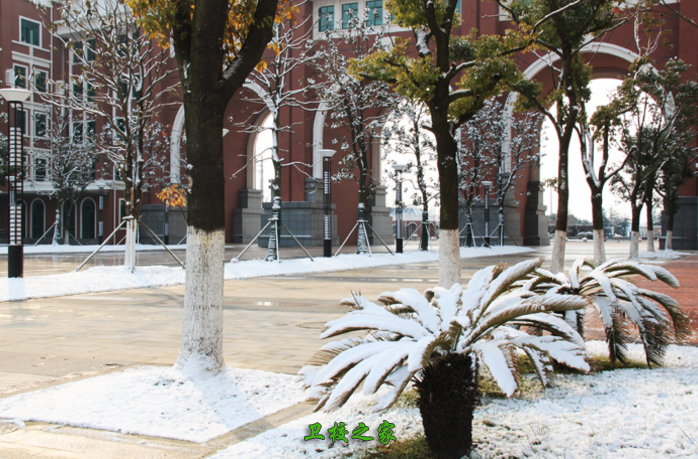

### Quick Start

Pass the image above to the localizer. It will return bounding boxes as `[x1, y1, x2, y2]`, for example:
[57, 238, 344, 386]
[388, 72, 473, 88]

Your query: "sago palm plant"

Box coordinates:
[300, 258, 591, 459]
[519, 258, 690, 368]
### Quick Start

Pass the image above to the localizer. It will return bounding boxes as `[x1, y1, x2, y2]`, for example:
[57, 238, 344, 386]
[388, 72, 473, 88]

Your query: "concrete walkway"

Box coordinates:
[0, 242, 689, 458]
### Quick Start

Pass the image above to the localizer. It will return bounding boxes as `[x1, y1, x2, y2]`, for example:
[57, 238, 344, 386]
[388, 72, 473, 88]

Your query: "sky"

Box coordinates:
[540, 78, 630, 222]
[252, 78, 638, 223]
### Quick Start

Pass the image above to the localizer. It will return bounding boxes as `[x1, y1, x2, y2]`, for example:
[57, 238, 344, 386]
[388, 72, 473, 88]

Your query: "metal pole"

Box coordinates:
[8, 102, 24, 278]
[76, 219, 127, 271]
[395, 171, 403, 254]
[323, 156, 332, 257]
[484, 183, 491, 248]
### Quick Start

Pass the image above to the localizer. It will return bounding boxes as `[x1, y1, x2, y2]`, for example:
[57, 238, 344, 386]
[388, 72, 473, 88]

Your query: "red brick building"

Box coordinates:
[0, 0, 696, 248]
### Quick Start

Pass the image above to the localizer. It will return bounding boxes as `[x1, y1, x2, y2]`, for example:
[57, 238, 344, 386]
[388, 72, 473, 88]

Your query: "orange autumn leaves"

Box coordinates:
[157, 184, 187, 209]
[127, 0, 298, 71]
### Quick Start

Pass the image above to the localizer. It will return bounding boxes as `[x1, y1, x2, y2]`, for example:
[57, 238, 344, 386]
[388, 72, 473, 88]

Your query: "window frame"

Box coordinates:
[365, 0, 383, 26]
[342, 2, 359, 29]
[34, 112, 48, 138]
[319, 5, 335, 32]
[33, 157, 48, 182]
[19, 17, 41, 47]
[34, 70, 48, 93]
[13, 64, 28, 89]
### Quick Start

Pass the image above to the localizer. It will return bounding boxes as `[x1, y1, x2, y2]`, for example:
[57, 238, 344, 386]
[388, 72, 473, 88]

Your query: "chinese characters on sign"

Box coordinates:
[304, 420, 395, 445]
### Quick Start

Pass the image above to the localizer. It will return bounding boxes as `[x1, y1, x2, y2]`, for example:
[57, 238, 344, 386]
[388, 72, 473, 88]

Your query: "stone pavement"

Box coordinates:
[0, 242, 693, 458]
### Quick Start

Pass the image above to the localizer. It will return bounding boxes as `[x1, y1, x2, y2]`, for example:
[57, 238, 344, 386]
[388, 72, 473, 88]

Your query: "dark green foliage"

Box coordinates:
[415, 353, 479, 459]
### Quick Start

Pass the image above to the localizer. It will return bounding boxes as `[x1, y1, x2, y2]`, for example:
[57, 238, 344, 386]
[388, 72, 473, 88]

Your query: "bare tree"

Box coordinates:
[382, 98, 438, 251]
[42, 0, 177, 269]
[233, 10, 316, 260]
[308, 11, 397, 253]
[478, 100, 543, 246]
[40, 109, 96, 245]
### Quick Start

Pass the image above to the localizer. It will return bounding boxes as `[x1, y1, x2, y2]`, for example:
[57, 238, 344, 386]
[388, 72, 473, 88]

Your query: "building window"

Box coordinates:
[114, 163, 122, 181]
[319, 6, 335, 32]
[342, 3, 358, 29]
[86, 38, 96, 61]
[81, 199, 96, 239]
[86, 120, 96, 141]
[62, 202, 77, 239]
[17, 110, 28, 135]
[34, 157, 47, 181]
[35, 70, 47, 93]
[74, 121, 84, 144]
[31, 200, 45, 239]
[35, 113, 47, 137]
[14, 65, 27, 89]
[365, 0, 383, 26]
[86, 80, 95, 102]
[119, 198, 127, 220]
[72, 41, 83, 63]
[20, 18, 40, 46]
[73, 81, 83, 100]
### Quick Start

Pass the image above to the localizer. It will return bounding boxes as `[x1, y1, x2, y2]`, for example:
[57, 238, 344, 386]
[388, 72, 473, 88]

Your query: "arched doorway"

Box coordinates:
[30, 199, 45, 239]
[81, 199, 96, 239]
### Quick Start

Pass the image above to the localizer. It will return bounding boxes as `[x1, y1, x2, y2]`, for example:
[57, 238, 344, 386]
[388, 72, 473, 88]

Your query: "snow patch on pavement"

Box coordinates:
[640, 250, 689, 260]
[211, 342, 698, 458]
[0, 246, 533, 302]
[0, 365, 307, 443]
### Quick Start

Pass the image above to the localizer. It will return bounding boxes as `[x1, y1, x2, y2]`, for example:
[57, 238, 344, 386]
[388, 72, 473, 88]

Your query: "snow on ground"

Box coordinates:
[0, 246, 533, 302]
[211, 342, 698, 459]
[640, 250, 689, 260]
[0, 365, 306, 443]
[0, 244, 187, 255]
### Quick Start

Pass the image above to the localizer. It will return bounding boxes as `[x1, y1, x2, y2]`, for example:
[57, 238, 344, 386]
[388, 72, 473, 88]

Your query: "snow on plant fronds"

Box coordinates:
[519, 258, 690, 368]
[300, 258, 591, 412]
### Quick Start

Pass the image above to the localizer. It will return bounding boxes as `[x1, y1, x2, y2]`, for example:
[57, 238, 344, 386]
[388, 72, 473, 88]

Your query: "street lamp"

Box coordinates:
[482, 180, 492, 248]
[393, 164, 407, 254]
[320, 149, 336, 257]
[0, 87, 31, 278]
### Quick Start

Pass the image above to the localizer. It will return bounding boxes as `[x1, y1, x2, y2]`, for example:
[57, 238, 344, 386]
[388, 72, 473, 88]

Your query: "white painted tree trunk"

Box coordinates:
[550, 230, 567, 274]
[176, 227, 225, 374]
[439, 228, 460, 288]
[666, 230, 673, 251]
[124, 219, 138, 271]
[593, 229, 606, 264]
[357, 203, 368, 254]
[646, 231, 656, 253]
[52, 209, 61, 245]
[630, 231, 640, 260]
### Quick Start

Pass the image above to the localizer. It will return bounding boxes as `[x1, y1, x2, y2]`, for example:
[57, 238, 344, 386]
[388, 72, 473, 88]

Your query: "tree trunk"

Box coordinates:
[52, 208, 62, 245]
[357, 203, 368, 254]
[124, 218, 137, 271]
[646, 204, 655, 253]
[416, 353, 478, 459]
[176, 226, 225, 373]
[266, 122, 282, 261]
[591, 195, 606, 264]
[666, 230, 673, 251]
[420, 209, 429, 251]
[432, 109, 460, 287]
[630, 204, 642, 260]
[464, 195, 473, 248]
[551, 126, 574, 273]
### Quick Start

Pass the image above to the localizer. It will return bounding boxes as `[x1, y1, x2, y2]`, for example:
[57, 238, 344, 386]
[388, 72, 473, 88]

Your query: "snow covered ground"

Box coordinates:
[0, 341, 695, 457]
[211, 342, 698, 459]
[0, 365, 306, 443]
[0, 244, 187, 255]
[0, 246, 532, 302]
[640, 250, 689, 260]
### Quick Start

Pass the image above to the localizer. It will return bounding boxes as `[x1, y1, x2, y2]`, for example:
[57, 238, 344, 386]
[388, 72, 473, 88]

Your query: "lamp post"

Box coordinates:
[0, 88, 31, 278]
[320, 149, 336, 257]
[393, 164, 407, 254]
[482, 180, 492, 248]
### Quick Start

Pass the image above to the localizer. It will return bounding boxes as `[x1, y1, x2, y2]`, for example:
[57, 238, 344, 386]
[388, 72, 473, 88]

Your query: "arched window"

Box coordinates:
[31, 199, 45, 239]
[81, 199, 96, 239]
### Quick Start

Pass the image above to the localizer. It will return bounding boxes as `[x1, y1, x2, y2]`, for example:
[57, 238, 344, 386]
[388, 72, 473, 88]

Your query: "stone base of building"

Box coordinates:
[140, 204, 188, 245]
[458, 202, 522, 246]
[258, 201, 339, 248]
[233, 189, 263, 244]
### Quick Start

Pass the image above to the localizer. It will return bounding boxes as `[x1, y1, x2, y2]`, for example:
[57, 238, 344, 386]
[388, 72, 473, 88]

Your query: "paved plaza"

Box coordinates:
[0, 242, 693, 458]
